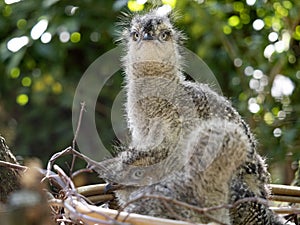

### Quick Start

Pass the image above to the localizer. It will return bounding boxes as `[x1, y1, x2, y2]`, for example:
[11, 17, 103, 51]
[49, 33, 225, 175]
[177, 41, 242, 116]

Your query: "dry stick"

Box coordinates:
[45, 147, 69, 178]
[86, 194, 114, 203]
[50, 190, 113, 223]
[270, 207, 300, 214]
[0, 160, 28, 171]
[43, 172, 67, 191]
[60, 163, 119, 223]
[75, 197, 127, 225]
[76, 184, 113, 204]
[63, 199, 123, 225]
[66, 198, 202, 225]
[49, 164, 120, 224]
[56, 218, 74, 223]
[270, 184, 300, 197]
[270, 195, 300, 204]
[70, 101, 86, 176]
[72, 101, 86, 151]
[52, 164, 97, 208]
[53, 164, 77, 192]
[45, 147, 82, 178]
[72, 168, 93, 178]
[76, 183, 107, 196]
[48, 198, 65, 222]
[46, 146, 98, 177]
[48, 198, 64, 208]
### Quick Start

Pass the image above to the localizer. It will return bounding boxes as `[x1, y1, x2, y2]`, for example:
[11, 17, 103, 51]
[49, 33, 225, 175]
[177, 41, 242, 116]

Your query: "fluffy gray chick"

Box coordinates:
[94, 7, 287, 225]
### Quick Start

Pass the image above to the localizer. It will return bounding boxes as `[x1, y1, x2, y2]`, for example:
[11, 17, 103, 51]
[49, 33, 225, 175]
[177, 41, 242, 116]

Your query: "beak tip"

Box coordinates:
[143, 33, 154, 40]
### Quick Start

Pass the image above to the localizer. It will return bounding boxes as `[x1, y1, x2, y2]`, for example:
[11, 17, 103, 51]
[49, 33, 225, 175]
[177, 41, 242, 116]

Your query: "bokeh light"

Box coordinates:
[10, 67, 20, 78]
[252, 19, 264, 31]
[271, 74, 295, 98]
[70, 32, 81, 43]
[21, 77, 32, 87]
[59, 31, 70, 43]
[16, 94, 29, 106]
[41, 32, 52, 43]
[127, 0, 145, 11]
[30, 19, 48, 40]
[7, 36, 29, 52]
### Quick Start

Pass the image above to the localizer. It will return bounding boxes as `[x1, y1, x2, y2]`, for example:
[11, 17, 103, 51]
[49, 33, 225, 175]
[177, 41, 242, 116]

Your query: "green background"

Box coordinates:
[0, 0, 299, 184]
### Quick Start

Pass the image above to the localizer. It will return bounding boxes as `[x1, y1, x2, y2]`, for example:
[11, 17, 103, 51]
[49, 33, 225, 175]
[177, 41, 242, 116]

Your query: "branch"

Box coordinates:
[270, 207, 300, 214]
[86, 194, 114, 203]
[76, 183, 107, 196]
[45, 146, 100, 179]
[0, 160, 27, 171]
[61, 197, 207, 225]
[70, 101, 86, 176]
[72, 101, 86, 150]
[269, 184, 300, 197]
[270, 195, 300, 204]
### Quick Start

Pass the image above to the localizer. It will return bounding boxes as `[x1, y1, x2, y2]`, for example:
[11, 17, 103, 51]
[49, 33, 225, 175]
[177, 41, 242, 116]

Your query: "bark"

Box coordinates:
[0, 135, 21, 203]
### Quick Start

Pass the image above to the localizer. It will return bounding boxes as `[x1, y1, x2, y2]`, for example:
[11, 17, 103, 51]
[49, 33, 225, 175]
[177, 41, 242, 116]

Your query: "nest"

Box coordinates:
[41, 147, 300, 225]
[1, 145, 300, 225]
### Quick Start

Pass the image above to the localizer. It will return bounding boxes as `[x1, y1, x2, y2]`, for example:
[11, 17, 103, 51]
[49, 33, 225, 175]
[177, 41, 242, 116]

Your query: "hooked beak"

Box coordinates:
[104, 182, 124, 193]
[143, 32, 154, 40]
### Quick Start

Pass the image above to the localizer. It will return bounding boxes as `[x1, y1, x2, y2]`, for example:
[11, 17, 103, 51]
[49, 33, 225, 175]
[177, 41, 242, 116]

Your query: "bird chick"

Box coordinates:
[94, 7, 287, 224]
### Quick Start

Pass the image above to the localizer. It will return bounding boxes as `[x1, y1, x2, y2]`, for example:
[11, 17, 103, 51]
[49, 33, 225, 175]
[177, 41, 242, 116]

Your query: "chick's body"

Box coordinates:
[98, 7, 286, 224]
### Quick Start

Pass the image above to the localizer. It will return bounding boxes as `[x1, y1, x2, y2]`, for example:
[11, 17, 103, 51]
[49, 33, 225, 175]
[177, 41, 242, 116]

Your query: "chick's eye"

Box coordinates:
[132, 32, 140, 41]
[132, 169, 143, 179]
[160, 31, 171, 41]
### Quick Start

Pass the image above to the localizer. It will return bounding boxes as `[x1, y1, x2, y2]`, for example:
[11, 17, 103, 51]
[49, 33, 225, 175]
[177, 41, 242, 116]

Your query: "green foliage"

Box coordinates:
[0, 0, 299, 182]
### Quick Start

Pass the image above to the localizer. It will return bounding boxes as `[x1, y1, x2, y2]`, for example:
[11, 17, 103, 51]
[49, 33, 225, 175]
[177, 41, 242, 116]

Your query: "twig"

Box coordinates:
[72, 168, 93, 178]
[270, 195, 300, 204]
[64, 199, 121, 225]
[270, 207, 300, 214]
[86, 194, 114, 203]
[45, 147, 78, 178]
[56, 218, 74, 223]
[64, 197, 207, 225]
[45, 146, 100, 179]
[0, 160, 28, 171]
[270, 184, 300, 197]
[47, 169, 120, 224]
[76, 183, 108, 196]
[69, 196, 129, 225]
[53, 164, 76, 192]
[72, 101, 86, 151]
[70, 101, 86, 176]
[48, 198, 64, 208]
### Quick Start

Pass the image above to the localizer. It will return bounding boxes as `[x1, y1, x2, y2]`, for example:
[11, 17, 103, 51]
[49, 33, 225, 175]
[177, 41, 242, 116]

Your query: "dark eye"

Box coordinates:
[160, 31, 171, 41]
[131, 32, 140, 41]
